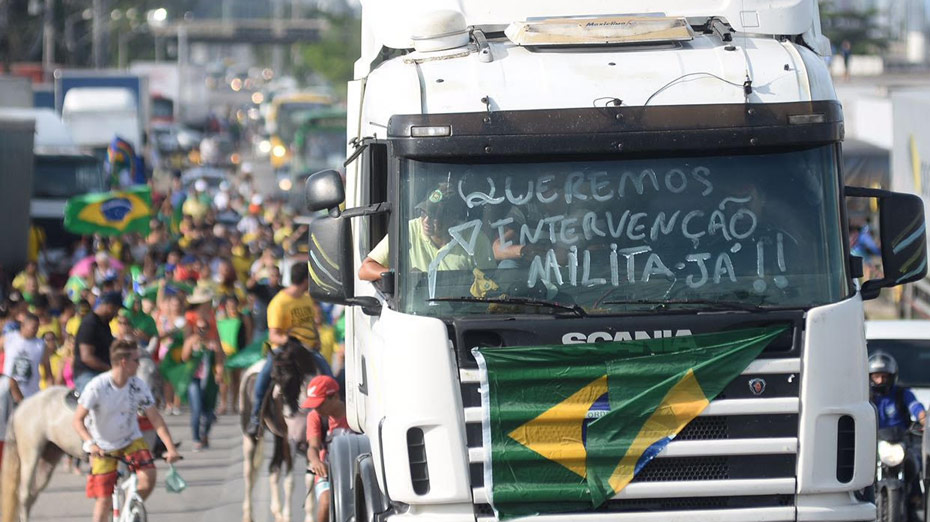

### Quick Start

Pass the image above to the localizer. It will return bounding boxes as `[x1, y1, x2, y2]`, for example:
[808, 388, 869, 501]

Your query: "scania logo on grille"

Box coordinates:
[562, 329, 693, 344]
[748, 378, 767, 396]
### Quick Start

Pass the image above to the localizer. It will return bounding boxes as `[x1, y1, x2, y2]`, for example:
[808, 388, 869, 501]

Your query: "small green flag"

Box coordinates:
[217, 317, 242, 355]
[473, 326, 785, 518]
[225, 333, 268, 369]
[64, 185, 152, 236]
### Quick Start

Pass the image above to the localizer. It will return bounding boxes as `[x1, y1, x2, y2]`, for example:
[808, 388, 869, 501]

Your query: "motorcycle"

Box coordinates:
[875, 424, 923, 522]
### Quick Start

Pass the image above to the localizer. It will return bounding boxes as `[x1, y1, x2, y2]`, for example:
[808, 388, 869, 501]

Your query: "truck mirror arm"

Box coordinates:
[344, 296, 382, 316]
[335, 202, 392, 219]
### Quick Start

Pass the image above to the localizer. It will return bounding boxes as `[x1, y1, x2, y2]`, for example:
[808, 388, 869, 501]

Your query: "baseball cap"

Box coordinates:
[415, 183, 465, 219]
[301, 375, 339, 409]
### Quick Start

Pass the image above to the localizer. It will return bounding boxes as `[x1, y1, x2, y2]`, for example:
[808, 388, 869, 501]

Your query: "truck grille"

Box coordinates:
[454, 317, 802, 518]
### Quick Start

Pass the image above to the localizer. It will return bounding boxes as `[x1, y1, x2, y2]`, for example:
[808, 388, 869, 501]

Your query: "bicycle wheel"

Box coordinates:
[127, 498, 147, 522]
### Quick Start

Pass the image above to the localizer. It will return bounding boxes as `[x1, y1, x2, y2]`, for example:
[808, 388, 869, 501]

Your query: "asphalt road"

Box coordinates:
[27, 410, 312, 522]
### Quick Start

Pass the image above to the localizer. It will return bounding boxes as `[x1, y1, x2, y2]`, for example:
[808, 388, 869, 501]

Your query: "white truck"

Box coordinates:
[303, 2, 930, 521]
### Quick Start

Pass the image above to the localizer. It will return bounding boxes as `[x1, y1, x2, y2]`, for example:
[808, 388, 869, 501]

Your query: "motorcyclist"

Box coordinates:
[869, 351, 926, 519]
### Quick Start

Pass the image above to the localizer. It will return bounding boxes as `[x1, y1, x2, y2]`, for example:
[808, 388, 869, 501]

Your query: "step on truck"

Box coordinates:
[302, 2, 930, 521]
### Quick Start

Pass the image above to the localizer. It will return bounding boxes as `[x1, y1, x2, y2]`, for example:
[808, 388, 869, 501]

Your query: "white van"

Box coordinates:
[866, 320, 930, 407]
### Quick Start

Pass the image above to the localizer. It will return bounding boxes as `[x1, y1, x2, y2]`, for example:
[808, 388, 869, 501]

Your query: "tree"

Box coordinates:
[296, 13, 360, 98]
[820, 1, 889, 54]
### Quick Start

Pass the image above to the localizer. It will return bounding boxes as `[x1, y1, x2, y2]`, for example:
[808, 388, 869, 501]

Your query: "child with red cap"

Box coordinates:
[304, 375, 351, 522]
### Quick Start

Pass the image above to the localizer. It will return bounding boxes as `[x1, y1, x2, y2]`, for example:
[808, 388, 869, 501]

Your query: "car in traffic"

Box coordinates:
[180, 166, 230, 196]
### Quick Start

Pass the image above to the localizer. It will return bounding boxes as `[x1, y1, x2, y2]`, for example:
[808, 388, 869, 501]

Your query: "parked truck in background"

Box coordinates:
[130, 61, 210, 128]
[0, 115, 36, 275]
[301, 1, 930, 521]
[0, 107, 105, 270]
[891, 91, 930, 318]
[55, 70, 149, 160]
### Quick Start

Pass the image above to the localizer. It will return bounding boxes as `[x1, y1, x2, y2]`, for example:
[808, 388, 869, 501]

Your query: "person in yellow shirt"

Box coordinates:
[27, 222, 46, 264]
[245, 262, 331, 438]
[12, 262, 48, 293]
[359, 183, 495, 281]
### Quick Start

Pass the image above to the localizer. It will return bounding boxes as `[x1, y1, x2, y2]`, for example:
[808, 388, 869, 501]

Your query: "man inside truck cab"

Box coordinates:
[358, 183, 495, 282]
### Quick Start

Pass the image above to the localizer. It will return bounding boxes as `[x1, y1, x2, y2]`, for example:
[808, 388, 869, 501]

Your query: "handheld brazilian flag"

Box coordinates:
[106, 136, 145, 188]
[473, 326, 785, 518]
[64, 185, 152, 236]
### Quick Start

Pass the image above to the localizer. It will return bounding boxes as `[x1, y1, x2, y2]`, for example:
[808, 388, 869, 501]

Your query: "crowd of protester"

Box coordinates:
[0, 169, 346, 455]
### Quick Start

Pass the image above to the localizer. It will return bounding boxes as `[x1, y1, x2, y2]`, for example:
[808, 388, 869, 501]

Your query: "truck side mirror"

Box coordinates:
[307, 214, 381, 314]
[305, 169, 345, 213]
[846, 187, 928, 300]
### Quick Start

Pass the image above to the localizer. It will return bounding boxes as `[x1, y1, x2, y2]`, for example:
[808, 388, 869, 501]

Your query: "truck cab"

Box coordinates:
[304, 2, 929, 521]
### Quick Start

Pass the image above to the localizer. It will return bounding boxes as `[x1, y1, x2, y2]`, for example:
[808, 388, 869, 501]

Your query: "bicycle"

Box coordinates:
[103, 450, 186, 522]
[101, 454, 155, 522]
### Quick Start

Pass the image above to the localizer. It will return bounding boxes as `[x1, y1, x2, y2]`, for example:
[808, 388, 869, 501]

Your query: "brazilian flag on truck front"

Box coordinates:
[472, 326, 785, 519]
[64, 185, 152, 236]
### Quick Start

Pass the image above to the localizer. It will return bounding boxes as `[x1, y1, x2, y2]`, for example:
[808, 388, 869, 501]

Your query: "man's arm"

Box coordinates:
[143, 405, 181, 462]
[306, 433, 327, 477]
[72, 404, 104, 457]
[268, 327, 289, 347]
[78, 343, 110, 371]
[8, 378, 23, 403]
[358, 257, 389, 282]
[41, 344, 53, 387]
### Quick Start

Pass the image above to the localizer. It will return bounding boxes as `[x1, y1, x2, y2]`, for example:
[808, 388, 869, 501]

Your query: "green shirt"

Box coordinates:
[368, 218, 495, 272]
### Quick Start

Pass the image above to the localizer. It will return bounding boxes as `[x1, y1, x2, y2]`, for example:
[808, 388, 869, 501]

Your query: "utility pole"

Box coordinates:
[272, 0, 284, 74]
[177, 24, 187, 124]
[92, 0, 108, 68]
[43, 0, 54, 80]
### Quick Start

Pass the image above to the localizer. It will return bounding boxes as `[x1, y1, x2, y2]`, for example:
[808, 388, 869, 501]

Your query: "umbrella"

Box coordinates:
[70, 255, 125, 277]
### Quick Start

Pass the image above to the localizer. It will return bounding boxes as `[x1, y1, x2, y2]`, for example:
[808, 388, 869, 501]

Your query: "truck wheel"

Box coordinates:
[327, 434, 371, 522]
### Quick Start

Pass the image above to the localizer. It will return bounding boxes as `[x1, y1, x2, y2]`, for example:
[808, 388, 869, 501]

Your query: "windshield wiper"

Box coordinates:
[601, 298, 766, 312]
[428, 296, 587, 317]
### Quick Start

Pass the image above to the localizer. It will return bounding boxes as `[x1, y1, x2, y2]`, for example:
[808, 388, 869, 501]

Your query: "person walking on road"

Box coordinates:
[182, 316, 224, 451]
[2, 312, 51, 399]
[74, 292, 121, 392]
[73, 340, 181, 522]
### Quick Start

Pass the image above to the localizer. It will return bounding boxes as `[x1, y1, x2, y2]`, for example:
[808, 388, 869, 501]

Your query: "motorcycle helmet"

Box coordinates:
[868, 351, 898, 394]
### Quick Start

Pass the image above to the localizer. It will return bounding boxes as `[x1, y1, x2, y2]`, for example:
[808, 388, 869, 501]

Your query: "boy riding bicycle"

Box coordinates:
[73, 339, 182, 522]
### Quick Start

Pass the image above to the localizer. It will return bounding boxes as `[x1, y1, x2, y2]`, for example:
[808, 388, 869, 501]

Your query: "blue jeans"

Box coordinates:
[74, 371, 100, 393]
[250, 350, 334, 420]
[188, 378, 215, 443]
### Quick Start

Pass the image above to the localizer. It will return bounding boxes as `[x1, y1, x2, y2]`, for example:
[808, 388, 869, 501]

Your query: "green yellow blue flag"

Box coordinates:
[64, 185, 152, 236]
[473, 326, 785, 518]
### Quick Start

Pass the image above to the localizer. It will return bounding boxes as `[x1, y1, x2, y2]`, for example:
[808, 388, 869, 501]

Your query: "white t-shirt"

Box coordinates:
[2, 331, 46, 398]
[79, 373, 155, 451]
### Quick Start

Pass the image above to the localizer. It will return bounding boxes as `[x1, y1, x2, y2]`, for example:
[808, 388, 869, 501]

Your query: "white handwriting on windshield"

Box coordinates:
[430, 164, 795, 298]
[458, 167, 714, 208]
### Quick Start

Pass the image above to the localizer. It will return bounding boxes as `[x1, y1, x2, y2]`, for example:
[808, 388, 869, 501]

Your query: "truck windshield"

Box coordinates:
[33, 158, 105, 198]
[395, 145, 847, 316]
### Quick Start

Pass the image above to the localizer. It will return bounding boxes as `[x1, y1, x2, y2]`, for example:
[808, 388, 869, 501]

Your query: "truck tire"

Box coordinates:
[327, 434, 371, 522]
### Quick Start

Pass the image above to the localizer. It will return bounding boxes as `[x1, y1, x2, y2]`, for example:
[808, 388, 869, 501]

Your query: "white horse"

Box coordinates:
[1, 386, 82, 521]
[1, 353, 163, 521]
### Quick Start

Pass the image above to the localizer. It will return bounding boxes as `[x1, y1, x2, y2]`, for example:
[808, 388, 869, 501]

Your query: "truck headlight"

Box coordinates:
[877, 440, 906, 467]
[272, 145, 287, 158]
